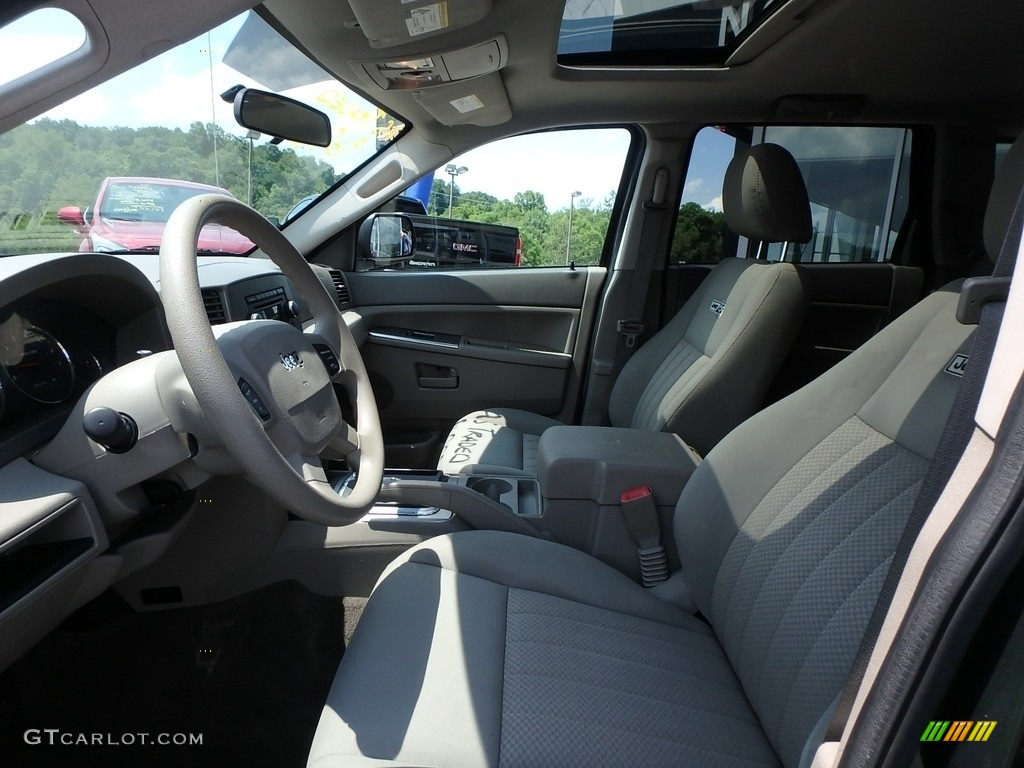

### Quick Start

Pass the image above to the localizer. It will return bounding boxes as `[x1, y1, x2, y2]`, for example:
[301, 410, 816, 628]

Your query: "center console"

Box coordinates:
[533, 426, 701, 579]
[349, 426, 701, 582]
[331, 467, 543, 538]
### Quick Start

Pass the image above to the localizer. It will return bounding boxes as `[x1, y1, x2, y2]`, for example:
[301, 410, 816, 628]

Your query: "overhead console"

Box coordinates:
[352, 38, 512, 127]
[344, 0, 512, 127]
[355, 37, 507, 90]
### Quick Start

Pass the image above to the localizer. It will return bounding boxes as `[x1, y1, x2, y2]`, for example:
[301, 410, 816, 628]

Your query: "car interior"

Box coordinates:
[1, 0, 1024, 767]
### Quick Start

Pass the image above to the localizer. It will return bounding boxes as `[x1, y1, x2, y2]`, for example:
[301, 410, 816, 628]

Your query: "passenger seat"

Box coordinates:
[437, 143, 811, 476]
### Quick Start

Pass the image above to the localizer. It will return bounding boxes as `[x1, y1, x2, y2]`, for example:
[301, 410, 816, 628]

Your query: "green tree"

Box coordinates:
[671, 202, 727, 264]
[537, 203, 610, 267]
[0, 119, 340, 254]
[513, 190, 547, 213]
[428, 178, 461, 215]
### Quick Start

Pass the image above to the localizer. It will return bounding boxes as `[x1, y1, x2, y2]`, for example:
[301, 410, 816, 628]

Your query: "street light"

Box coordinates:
[566, 190, 581, 265]
[445, 164, 468, 216]
[246, 129, 260, 206]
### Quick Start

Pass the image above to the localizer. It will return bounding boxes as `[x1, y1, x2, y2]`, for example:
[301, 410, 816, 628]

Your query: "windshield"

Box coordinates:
[0, 9, 404, 257]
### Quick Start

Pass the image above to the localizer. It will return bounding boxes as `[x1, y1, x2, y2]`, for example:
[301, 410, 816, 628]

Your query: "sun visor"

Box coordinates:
[348, 0, 492, 49]
[223, 11, 331, 91]
[412, 72, 511, 126]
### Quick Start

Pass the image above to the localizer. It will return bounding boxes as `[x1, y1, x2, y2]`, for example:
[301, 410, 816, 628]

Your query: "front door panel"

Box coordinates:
[348, 268, 604, 467]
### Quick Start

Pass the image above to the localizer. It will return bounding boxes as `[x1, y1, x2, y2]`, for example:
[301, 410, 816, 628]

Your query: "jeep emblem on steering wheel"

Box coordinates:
[280, 351, 303, 371]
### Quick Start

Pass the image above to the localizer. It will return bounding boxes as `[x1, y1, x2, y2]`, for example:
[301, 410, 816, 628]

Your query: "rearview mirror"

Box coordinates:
[358, 213, 415, 268]
[231, 88, 331, 148]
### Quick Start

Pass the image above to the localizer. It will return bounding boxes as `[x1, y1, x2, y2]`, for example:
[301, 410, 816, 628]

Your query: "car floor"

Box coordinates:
[0, 581, 360, 767]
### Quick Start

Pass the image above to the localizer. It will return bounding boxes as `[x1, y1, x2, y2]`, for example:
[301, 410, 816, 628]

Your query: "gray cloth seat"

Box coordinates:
[437, 143, 811, 477]
[310, 137, 1024, 768]
[309, 280, 978, 768]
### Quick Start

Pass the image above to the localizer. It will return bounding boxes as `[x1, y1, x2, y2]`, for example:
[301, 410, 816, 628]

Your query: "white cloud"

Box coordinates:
[765, 126, 903, 161]
[125, 67, 227, 130]
[705, 195, 724, 212]
[42, 88, 114, 126]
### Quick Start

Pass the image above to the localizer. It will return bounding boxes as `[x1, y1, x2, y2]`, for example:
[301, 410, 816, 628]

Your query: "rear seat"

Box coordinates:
[765, 262, 925, 401]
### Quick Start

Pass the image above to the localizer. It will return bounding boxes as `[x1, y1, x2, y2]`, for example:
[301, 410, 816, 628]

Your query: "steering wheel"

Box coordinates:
[159, 195, 384, 526]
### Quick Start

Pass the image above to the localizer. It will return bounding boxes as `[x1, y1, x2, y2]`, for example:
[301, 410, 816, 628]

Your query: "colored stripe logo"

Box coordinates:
[921, 721, 997, 742]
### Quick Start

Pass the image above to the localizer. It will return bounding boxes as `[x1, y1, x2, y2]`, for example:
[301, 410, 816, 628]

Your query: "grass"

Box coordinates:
[0, 223, 79, 255]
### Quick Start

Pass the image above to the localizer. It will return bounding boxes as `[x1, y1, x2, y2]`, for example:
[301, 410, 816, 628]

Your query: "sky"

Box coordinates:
[0, 7, 733, 213]
[680, 127, 736, 212]
[446, 129, 632, 211]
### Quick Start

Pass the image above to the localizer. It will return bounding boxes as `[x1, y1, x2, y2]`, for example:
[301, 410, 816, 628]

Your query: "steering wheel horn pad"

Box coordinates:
[216, 321, 344, 454]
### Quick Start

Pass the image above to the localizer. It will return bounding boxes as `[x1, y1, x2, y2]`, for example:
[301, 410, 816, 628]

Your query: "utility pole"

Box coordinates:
[566, 190, 581, 265]
[445, 164, 468, 216]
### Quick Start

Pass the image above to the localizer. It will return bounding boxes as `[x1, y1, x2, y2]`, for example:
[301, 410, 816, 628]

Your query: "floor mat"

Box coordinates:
[0, 581, 351, 767]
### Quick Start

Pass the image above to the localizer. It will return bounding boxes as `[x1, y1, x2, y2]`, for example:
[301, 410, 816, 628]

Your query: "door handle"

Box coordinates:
[416, 363, 458, 389]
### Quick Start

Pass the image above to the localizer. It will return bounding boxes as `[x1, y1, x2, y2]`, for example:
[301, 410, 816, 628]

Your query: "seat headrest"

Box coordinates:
[983, 135, 1024, 259]
[723, 143, 812, 244]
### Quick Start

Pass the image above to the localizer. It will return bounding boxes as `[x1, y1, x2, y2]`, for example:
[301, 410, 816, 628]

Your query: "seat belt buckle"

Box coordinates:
[619, 486, 668, 587]
[617, 320, 645, 349]
[619, 486, 660, 546]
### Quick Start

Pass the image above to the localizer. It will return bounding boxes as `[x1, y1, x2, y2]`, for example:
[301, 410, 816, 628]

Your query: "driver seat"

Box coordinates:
[306, 140, 1023, 768]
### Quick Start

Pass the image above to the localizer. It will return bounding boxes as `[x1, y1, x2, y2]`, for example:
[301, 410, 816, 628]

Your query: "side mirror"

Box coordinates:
[358, 213, 415, 268]
[230, 87, 331, 148]
[57, 206, 87, 229]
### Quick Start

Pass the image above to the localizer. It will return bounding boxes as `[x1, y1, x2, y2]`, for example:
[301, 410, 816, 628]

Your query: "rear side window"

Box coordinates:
[761, 126, 912, 263]
[671, 126, 741, 265]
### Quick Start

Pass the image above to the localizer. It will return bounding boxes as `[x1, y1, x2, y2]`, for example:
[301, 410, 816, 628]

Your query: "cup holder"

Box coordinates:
[468, 477, 513, 501]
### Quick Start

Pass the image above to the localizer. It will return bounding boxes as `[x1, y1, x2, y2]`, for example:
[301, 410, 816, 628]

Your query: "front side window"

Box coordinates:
[357, 127, 632, 272]
[0, 10, 403, 257]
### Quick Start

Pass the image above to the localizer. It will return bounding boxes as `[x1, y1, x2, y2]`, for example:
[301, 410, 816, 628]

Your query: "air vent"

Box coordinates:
[328, 270, 351, 305]
[201, 288, 227, 325]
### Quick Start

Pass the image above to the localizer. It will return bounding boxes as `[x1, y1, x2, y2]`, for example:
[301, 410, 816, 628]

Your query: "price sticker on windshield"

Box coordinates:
[406, 3, 449, 37]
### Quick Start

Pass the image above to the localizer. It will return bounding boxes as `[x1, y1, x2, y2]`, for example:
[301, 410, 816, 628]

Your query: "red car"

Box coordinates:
[57, 176, 255, 254]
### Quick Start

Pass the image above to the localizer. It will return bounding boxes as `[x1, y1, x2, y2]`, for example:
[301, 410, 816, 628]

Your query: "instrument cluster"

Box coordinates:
[0, 301, 114, 427]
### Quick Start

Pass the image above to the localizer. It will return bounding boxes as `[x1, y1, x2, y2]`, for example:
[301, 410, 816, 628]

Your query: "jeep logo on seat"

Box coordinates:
[280, 351, 303, 371]
[709, 299, 726, 316]
[944, 353, 968, 377]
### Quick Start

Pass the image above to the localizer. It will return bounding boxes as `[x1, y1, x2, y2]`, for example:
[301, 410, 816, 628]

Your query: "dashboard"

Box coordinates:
[0, 252, 352, 463]
[0, 249, 354, 672]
